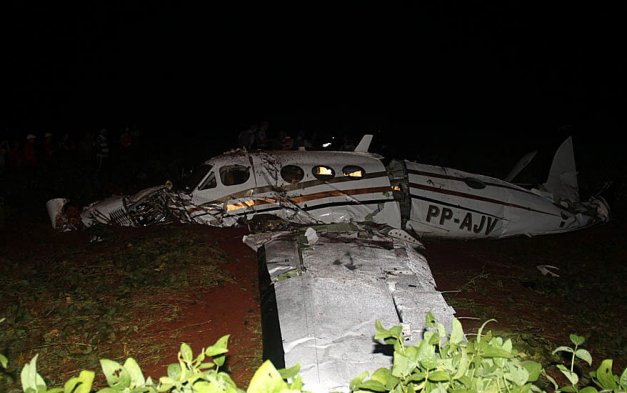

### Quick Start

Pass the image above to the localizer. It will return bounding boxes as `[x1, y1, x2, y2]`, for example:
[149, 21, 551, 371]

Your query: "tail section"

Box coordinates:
[543, 136, 580, 204]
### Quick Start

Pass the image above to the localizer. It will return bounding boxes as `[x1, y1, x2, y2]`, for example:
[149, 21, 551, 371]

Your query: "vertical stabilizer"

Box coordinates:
[354, 134, 373, 152]
[543, 136, 579, 203]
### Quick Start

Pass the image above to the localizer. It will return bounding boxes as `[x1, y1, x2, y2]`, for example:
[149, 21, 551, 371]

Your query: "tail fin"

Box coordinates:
[354, 135, 373, 152]
[543, 136, 579, 203]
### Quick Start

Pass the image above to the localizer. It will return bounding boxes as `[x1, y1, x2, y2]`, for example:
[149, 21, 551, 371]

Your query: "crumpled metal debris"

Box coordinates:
[537, 264, 560, 277]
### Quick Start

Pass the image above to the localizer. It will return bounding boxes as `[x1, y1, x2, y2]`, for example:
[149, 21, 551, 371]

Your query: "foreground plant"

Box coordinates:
[350, 313, 543, 393]
[12, 314, 627, 393]
[18, 334, 305, 393]
[351, 313, 626, 393]
[547, 334, 627, 393]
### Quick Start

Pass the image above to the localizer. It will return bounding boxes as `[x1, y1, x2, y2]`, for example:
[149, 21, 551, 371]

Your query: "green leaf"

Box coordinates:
[180, 343, 193, 363]
[374, 320, 389, 340]
[450, 319, 464, 345]
[428, 370, 450, 382]
[167, 363, 181, 379]
[123, 358, 146, 387]
[552, 346, 574, 355]
[478, 343, 512, 358]
[575, 349, 592, 366]
[579, 387, 599, 393]
[594, 359, 617, 390]
[569, 334, 585, 346]
[392, 351, 418, 378]
[214, 354, 226, 368]
[278, 364, 300, 380]
[100, 359, 131, 390]
[620, 367, 627, 388]
[193, 381, 225, 393]
[349, 370, 369, 391]
[476, 319, 496, 343]
[0, 353, 7, 369]
[504, 364, 529, 386]
[452, 350, 470, 380]
[205, 335, 230, 358]
[357, 380, 387, 392]
[557, 364, 579, 386]
[63, 370, 95, 393]
[21, 355, 46, 392]
[47, 389, 64, 393]
[407, 370, 426, 383]
[521, 361, 542, 382]
[371, 368, 399, 390]
[247, 360, 288, 393]
[544, 373, 558, 390]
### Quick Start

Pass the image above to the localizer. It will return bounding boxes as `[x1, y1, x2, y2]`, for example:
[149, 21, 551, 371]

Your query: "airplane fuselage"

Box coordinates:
[180, 148, 606, 239]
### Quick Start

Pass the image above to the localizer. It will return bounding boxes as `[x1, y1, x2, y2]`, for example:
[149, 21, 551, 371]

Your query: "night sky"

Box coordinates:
[4, 2, 626, 170]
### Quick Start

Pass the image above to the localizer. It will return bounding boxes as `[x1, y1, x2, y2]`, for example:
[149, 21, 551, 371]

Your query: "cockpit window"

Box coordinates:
[312, 165, 335, 180]
[342, 165, 365, 179]
[220, 165, 251, 186]
[281, 165, 304, 183]
[182, 164, 213, 192]
[199, 171, 216, 190]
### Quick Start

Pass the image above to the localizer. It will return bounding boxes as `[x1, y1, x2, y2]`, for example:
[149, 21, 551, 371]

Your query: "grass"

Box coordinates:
[0, 224, 234, 391]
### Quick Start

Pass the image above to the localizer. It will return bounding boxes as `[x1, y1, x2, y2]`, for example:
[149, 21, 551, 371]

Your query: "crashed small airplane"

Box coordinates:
[46, 135, 609, 392]
[48, 135, 609, 238]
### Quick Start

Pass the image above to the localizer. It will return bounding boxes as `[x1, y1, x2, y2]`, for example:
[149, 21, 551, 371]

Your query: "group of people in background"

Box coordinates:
[236, 120, 358, 152]
[0, 124, 145, 205]
[0, 125, 141, 175]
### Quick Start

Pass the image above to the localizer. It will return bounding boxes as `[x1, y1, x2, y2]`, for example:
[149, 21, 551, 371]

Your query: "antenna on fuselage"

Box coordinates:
[354, 134, 373, 152]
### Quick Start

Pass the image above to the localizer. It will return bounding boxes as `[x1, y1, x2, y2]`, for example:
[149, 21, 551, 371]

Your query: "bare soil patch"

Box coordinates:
[1, 215, 625, 391]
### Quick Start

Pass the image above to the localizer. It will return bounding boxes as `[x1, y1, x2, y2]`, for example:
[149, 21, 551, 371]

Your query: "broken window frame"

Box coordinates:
[312, 165, 335, 181]
[342, 165, 366, 179]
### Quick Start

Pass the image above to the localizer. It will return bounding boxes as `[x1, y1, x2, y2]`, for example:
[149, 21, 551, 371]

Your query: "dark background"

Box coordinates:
[3, 2, 626, 203]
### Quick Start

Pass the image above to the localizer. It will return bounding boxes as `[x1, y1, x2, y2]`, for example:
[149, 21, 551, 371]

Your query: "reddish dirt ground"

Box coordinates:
[136, 227, 262, 386]
[1, 217, 624, 389]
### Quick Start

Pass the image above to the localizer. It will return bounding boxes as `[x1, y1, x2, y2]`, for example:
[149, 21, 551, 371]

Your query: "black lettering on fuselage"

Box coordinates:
[459, 213, 472, 231]
[440, 207, 453, 225]
[473, 216, 486, 233]
[426, 205, 440, 222]
[485, 217, 499, 235]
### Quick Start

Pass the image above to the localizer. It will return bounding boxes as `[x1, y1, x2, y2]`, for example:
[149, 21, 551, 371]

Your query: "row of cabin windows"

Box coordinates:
[283, 165, 365, 183]
[201, 164, 367, 189]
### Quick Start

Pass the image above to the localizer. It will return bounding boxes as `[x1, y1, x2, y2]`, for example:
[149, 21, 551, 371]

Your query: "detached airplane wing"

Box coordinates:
[245, 224, 456, 393]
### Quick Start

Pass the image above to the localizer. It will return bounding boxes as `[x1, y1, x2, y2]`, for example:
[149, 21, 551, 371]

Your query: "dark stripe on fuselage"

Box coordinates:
[211, 171, 389, 203]
[407, 168, 538, 196]
[226, 198, 396, 217]
[409, 182, 560, 217]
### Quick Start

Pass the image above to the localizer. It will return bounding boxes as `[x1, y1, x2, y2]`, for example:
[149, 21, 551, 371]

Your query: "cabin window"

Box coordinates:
[463, 177, 486, 189]
[312, 165, 335, 180]
[281, 165, 304, 183]
[220, 165, 251, 186]
[343, 165, 365, 179]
